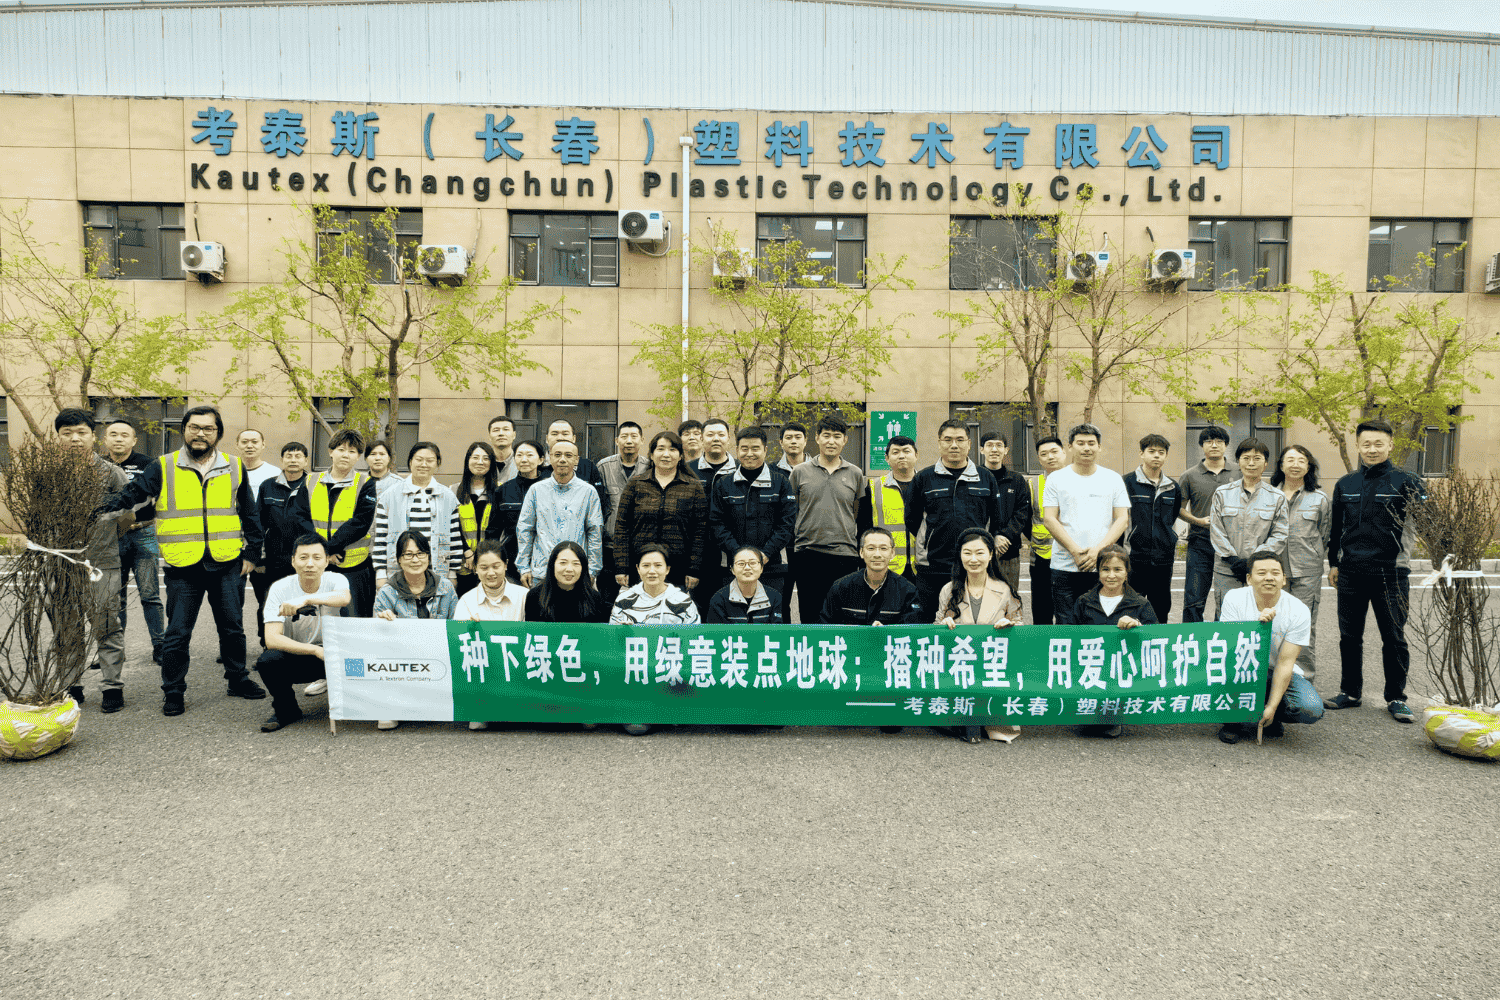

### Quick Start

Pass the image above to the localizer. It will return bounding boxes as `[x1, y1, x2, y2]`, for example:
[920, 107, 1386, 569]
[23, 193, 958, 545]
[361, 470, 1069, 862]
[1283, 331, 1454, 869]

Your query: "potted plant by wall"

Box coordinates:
[1408, 469, 1500, 762]
[0, 436, 107, 761]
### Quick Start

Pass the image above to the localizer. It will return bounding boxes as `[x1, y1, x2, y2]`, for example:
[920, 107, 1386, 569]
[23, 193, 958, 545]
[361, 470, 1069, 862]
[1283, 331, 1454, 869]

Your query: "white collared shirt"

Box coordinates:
[454, 581, 529, 622]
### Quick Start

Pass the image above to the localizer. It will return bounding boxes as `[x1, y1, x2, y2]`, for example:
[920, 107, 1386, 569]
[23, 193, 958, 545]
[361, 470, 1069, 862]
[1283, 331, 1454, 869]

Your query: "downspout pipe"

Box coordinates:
[679, 135, 692, 424]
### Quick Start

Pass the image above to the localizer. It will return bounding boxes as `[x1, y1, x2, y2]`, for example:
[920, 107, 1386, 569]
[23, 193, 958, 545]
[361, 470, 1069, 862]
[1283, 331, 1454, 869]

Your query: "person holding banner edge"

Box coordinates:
[1072, 544, 1158, 738]
[936, 527, 1023, 744]
[611, 544, 701, 737]
[256, 534, 351, 732]
[1216, 548, 1325, 744]
[372, 530, 458, 730]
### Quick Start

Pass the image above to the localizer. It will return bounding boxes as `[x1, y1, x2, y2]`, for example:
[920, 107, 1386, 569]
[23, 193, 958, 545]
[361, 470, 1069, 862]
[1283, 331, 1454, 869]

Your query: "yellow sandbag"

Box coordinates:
[0, 698, 81, 761]
[1421, 704, 1500, 761]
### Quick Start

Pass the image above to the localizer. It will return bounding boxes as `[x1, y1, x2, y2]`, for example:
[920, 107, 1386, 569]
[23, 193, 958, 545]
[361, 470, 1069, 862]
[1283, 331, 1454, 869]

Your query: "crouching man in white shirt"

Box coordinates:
[256, 534, 351, 732]
[1216, 548, 1325, 744]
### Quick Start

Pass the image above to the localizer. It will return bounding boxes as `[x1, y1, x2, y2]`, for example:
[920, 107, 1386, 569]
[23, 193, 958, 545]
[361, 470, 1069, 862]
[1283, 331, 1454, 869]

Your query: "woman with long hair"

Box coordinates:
[1270, 444, 1330, 682]
[611, 430, 708, 592]
[524, 540, 609, 624]
[935, 528, 1023, 744]
[496, 440, 545, 581]
[455, 441, 502, 597]
[1072, 543, 1158, 740]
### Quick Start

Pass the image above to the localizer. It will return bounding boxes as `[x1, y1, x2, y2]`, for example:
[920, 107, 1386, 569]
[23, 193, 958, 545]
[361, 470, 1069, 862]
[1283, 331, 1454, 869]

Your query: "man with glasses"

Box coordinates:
[106, 406, 266, 715]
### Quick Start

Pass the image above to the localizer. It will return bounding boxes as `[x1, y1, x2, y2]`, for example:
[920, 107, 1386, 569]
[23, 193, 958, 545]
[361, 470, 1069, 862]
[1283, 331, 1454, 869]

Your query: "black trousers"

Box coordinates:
[161, 562, 248, 696]
[917, 570, 950, 623]
[1337, 567, 1410, 703]
[1050, 568, 1095, 625]
[340, 562, 377, 618]
[1030, 557, 1054, 625]
[255, 648, 326, 721]
[1129, 561, 1174, 625]
[250, 568, 275, 647]
[789, 549, 860, 624]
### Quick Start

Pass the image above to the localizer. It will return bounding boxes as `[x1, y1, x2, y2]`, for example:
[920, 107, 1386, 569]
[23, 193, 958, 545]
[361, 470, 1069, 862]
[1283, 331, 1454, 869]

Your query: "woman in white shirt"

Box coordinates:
[610, 544, 699, 737]
[454, 538, 528, 732]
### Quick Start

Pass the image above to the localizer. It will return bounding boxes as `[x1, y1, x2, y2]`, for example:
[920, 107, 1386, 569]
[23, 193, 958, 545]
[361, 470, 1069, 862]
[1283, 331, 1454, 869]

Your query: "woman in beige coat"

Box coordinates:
[937, 528, 1024, 743]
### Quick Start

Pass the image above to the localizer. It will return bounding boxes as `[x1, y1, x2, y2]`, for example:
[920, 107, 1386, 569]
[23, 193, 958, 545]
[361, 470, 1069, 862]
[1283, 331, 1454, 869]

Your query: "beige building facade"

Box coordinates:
[2, 89, 1498, 479]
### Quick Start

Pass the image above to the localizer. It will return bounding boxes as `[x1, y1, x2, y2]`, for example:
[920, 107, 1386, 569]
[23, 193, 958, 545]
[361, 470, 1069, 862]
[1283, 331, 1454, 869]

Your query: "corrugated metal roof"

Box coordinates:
[2, 0, 1498, 114]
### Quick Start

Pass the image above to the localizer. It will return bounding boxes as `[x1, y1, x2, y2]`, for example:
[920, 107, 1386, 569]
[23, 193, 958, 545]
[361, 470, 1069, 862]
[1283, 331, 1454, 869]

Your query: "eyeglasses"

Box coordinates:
[400, 551, 428, 560]
[733, 559, 763, 568]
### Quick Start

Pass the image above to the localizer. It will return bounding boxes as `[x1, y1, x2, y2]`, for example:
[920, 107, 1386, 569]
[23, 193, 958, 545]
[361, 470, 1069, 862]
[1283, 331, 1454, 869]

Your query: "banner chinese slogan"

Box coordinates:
[324, 620, 1271, 727]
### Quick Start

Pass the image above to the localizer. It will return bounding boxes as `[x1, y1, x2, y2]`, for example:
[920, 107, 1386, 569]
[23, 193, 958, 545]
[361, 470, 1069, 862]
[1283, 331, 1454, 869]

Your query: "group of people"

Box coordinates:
[64, 402, 1426, 746]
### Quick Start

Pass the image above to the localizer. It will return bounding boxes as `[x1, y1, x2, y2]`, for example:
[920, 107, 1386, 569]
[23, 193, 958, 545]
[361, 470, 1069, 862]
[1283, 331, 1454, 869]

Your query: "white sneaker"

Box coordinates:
[468, 721, 487, 731]
[303, 679, 328, 696]
[377, 719, 399, 730]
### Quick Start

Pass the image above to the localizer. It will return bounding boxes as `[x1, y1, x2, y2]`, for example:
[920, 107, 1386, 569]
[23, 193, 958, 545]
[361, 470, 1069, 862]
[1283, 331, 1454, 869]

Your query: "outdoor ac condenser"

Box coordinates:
[418, 245, 468, 287]
[1150, 248, 1196, 287]
[179, 241, 225, 283]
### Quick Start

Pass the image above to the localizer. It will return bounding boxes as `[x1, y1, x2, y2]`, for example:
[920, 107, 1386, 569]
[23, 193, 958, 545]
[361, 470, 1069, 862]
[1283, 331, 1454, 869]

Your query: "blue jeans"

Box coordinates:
[160, 562, 249, 696]
[1182, 541, 1215, 623]
[1275, 672, 1325, 725]
[118, 524, 164, 653]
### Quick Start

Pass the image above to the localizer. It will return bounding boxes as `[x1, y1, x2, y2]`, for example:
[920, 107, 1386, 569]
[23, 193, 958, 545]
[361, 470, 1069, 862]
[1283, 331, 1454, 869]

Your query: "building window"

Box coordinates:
[82, 204, 185, 280]
[312, 398, 420, 471]
[1188, 218, 1288, 290]
[509, 214, 619, 287]
[755, 403, 867, 468]
[1368, 219, 1466, 292]
[317, 208, 422, 285]
[1403, 410, 1459, 477]
[91, 397, 186, 457]
[757, 216, 867, 287]
[950, 402, 1059, 475]
[507, 400, 618, 463]
[950, 217, 1055, 291]
[1186, 405, 1283, 460]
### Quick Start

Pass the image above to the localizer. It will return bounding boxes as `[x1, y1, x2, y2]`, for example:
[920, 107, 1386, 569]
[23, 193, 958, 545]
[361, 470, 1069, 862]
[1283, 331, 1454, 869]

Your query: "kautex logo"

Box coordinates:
[343, 658, 447, 681]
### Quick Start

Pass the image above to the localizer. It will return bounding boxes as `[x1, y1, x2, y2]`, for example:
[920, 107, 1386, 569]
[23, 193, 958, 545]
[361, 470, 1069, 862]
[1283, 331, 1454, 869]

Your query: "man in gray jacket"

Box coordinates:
[55, 409, 131, 713]
[1209, 438, 1290, 619]
[596, 420, 649, 605]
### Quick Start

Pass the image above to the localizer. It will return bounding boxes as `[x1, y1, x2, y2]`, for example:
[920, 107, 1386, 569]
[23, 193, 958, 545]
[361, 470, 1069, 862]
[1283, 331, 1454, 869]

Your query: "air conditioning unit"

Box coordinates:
[618, 209, 665, 242]
[1066, 250, 1111, 285]
[418, 244, 468, 287]
[712, 247, 755, 287]
[1150, 248, 1196, 287]
[179, 241, 224, 283]
[1485, 252, 1500, 294]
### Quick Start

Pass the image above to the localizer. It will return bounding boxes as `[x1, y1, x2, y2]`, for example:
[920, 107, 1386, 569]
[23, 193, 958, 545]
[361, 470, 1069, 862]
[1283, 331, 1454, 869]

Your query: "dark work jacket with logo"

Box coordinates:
[984, 463, 1033, 562]
[819, 570, 923, 626]
[903, 462, 1005, 575]
[1124, 467, 1182, 567]
[256, 474, 315, 578]
[1073, 585, 1160, 627]
[1328, 459, 1427, 572]
[709, 463, 798, 568]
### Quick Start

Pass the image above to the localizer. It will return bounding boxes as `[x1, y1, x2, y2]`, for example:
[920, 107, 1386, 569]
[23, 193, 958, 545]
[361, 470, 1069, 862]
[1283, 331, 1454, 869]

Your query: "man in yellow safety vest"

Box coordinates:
[299, 428, 379, 618]
[856, 435, 921, 585]
[1028, 434, 1069, 625]
[106, 405, 266, 716]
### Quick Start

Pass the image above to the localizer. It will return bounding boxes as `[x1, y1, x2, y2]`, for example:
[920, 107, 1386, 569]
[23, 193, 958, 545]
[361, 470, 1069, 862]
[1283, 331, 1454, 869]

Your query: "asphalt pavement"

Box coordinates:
[4, 567, 1497, 1000]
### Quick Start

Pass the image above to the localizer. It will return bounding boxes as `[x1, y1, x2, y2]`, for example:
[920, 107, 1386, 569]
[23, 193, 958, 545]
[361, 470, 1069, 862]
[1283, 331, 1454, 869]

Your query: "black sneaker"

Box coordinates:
[1263, 720, 1285, 738]
[1217, 724, 1242, 744]
[622, 724, 653, 736]
[68, 685, 85, 704]
[1387, 700, 1415, 724]
[226, 678, 267, 700]
[101, 689, 124, 713]
[162, 694, 185, 716]
[878, 726, 903, 734]
[260, 712, 302, 732]
[1322, 692, 1362, 710]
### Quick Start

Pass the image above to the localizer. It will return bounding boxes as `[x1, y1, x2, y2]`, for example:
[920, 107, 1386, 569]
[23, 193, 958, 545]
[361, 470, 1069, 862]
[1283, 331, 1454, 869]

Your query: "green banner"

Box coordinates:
[325, 620, 1271, 726]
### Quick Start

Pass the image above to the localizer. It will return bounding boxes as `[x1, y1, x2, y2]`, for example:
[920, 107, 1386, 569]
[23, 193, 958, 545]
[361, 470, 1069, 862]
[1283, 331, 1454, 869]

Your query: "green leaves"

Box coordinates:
[633, 233, 911, 428]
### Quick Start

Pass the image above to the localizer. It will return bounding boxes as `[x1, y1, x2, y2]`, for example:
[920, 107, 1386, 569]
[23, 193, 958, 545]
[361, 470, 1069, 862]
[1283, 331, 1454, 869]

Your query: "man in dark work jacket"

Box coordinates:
[819, 527, 923, 626]
[1323, 418, 1427, 724]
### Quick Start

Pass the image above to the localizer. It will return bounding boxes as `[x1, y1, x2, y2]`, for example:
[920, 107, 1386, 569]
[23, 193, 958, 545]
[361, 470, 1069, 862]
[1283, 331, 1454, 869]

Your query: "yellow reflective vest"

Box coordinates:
[868, 475, 912, 576]
[1030, 472, 1052, 560]
[458, 497, 493, 549]
[309, 471, 371, 567]
[155, 453, 245, 567]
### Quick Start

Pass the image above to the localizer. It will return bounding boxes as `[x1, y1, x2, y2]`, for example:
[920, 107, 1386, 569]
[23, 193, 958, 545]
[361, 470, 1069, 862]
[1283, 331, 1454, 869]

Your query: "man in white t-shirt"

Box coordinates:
[1216, 548, 1325, 744]
[255, 534, 351, 732]
[237, 429, 282, 502]
[1041, 423, 1130, 624]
